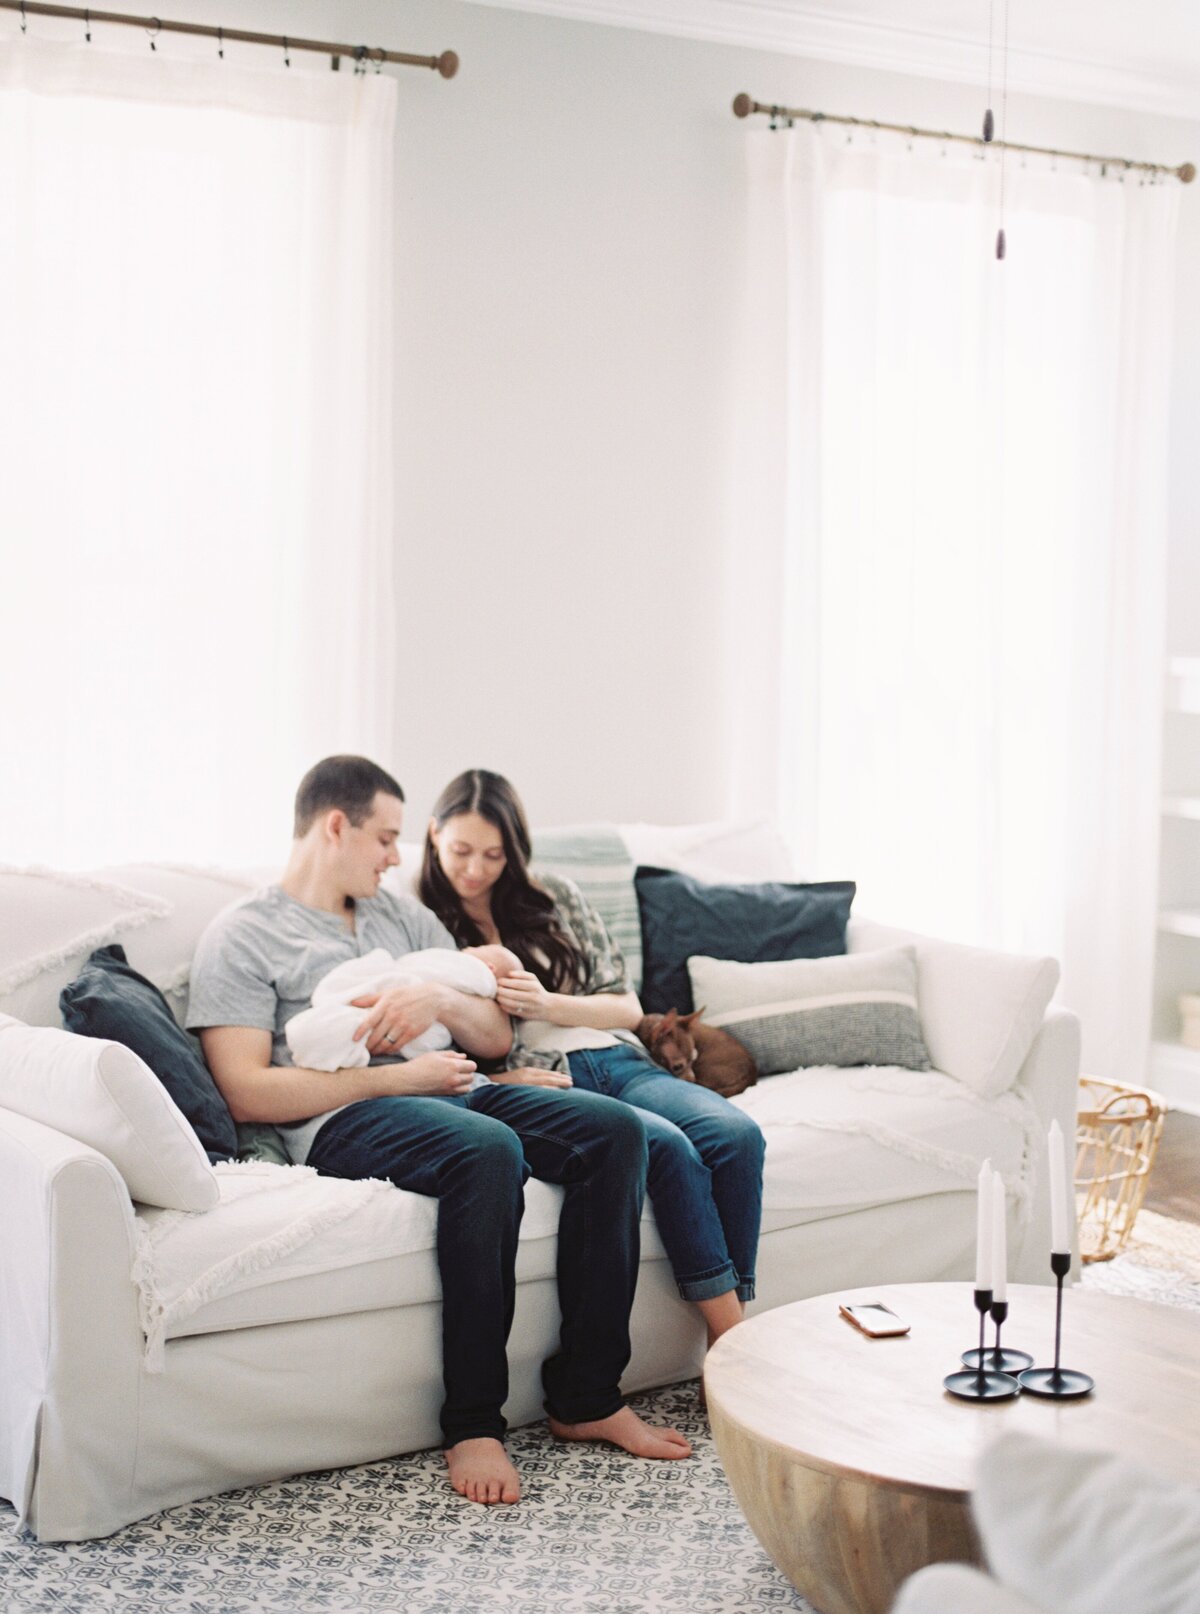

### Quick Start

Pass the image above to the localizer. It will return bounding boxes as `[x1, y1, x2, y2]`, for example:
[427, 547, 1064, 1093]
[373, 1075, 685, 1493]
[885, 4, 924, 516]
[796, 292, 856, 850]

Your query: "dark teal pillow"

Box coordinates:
[60, 945, 237, 1163]
[634, 868, 855, 1015]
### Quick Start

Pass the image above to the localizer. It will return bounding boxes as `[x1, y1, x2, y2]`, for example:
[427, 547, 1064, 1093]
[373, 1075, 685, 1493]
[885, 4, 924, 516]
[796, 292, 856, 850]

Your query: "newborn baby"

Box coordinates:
[286, 943, 521, 1071]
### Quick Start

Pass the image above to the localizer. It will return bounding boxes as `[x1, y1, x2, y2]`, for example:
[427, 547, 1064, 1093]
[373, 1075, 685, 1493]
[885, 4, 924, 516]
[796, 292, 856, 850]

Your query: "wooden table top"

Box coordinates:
[703, 1282, 1200, 1500]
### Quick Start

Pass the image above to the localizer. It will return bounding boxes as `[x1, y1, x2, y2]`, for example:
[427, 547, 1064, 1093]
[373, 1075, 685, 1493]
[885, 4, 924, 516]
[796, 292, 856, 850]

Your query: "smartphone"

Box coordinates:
[839, 1302, 911, 1338]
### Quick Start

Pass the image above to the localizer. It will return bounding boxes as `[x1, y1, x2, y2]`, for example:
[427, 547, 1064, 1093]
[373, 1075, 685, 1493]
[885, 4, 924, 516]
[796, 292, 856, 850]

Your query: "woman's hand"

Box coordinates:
[491, 1066, 573, 1090]
[494, 968, 554, 1022]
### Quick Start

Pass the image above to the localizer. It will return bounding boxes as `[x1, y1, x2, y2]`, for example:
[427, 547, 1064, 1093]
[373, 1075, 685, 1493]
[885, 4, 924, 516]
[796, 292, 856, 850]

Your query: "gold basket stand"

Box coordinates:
[1075, 1076, 1167, 1264]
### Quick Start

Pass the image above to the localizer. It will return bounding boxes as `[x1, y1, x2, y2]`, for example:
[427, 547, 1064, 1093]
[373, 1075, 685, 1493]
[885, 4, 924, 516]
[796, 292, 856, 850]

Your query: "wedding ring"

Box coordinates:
[382, 1031, 396, 1043]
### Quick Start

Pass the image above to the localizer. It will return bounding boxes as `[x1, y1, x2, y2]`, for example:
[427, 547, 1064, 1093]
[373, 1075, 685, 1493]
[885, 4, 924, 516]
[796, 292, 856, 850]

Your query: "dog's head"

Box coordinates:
[639, 1008, 703, 1081]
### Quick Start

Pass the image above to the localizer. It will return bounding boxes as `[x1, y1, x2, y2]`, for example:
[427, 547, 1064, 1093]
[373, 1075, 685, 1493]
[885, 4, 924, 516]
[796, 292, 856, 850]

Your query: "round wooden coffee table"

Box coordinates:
[705, 1282, 1199, 1614]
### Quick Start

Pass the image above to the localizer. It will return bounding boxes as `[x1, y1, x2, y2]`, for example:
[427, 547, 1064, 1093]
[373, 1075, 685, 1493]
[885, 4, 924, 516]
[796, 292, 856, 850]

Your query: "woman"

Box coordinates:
[420, 769, 764, 1347]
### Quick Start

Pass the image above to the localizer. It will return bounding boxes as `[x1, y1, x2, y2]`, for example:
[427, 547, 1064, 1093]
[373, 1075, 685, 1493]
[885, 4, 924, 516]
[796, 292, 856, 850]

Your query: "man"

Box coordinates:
[188, 755, 689, 1506]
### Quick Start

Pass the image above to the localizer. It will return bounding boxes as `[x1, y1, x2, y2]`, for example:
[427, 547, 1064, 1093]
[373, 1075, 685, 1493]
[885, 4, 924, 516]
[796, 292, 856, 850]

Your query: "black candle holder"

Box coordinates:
[944, 1287, 1020, 1401]
[1018, 1251, 1094, 1399]
[961, 1299, 1034, 1373]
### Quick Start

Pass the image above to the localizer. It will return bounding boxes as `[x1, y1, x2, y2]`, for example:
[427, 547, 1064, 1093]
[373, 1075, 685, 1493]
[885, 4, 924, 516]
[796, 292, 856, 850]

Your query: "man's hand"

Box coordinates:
[351, 982, 448, 1055]
[379, 1050, 477, 1097]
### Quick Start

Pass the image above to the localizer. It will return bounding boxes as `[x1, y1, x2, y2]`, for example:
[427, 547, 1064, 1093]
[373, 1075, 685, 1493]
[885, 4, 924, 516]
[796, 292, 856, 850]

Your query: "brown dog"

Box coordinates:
[637, 1008, 758, 1100]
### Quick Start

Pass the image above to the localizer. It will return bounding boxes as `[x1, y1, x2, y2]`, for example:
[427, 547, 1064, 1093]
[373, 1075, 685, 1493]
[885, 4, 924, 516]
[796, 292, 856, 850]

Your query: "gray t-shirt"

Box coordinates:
[186, 884, 490, 1164]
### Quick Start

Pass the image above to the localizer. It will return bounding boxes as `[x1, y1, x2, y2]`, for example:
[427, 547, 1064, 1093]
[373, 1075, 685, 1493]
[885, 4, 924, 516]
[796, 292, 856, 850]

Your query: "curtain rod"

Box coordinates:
[732, 93, 1195, 184]
[0, 1, 459, 76]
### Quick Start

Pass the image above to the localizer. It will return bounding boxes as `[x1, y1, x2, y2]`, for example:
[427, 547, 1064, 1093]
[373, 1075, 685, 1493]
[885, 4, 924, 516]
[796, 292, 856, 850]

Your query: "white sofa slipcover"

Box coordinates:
[0, 837, 1080, 1541]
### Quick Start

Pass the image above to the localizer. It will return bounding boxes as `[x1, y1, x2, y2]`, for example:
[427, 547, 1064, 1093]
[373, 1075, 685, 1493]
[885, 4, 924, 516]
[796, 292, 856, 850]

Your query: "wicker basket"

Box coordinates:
[1075, 1076, 1167, 1263]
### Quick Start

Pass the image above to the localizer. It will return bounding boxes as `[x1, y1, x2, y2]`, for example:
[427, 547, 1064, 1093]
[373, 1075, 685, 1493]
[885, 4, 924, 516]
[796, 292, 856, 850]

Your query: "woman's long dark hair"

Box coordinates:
[419, 770, 587, 994]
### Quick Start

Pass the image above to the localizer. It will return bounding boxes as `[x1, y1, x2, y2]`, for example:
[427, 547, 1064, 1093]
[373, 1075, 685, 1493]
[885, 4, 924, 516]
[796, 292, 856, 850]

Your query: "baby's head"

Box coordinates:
[463, 943, 523, 980]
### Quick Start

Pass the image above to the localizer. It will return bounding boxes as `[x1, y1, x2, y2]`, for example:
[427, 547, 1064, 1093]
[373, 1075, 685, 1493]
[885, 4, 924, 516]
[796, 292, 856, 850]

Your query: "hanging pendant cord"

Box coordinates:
[731, 93, 1195, 183]
[0, 0, 459, 75]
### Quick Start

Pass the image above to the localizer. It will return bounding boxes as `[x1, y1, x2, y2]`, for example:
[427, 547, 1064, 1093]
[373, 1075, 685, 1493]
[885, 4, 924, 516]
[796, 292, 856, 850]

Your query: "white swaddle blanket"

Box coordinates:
[285, 948, 498, 1070]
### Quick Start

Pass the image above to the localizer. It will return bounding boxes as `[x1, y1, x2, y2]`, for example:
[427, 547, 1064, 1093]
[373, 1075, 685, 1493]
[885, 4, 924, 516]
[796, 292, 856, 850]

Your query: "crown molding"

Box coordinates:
[466, 0, 1200, 121]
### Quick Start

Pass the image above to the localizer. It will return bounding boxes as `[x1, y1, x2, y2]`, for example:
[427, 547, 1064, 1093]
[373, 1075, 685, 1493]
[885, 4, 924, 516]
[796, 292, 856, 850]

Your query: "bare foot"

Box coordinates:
[444, 1437, 522, 1504]
[548, 1404, 692, 1459]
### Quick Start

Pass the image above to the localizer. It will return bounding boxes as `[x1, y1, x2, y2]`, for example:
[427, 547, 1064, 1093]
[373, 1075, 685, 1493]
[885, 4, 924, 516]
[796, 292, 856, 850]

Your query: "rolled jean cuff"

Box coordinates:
[677, 1262, 740, 1304]
[442, 1418, 508, 1448]
[736, 1278, 756, 1303]
[543, 1388, 626, 1426]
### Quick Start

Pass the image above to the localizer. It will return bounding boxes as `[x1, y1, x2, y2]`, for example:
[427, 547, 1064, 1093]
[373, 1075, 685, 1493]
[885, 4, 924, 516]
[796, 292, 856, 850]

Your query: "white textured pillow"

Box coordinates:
[973, 1432, 1200, 1614]
[0, 865, 171, 1027]
[893, 1563, 1046, 1614]
[618, 819, 796, 883]
[0, 1013, 218, 1210]
[92, 863, 262, 1021]
[688, 947, 931, 1075]
[849, 919, 1059, 1099]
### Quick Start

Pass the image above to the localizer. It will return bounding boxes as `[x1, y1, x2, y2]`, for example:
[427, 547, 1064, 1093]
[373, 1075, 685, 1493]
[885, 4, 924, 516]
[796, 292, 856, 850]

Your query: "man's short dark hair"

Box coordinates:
[293, 756, 405, 838]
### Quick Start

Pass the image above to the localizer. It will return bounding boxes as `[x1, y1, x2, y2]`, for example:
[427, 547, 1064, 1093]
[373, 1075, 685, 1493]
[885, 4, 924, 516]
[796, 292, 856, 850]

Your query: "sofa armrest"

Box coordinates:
[1010, 1006, 1082, 1277]
[849, 917, 1059, 1100]
[0, 1107, 143, 1536]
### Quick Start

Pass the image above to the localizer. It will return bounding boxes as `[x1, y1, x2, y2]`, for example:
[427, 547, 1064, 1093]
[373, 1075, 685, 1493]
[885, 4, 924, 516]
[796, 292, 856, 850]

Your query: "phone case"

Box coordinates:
[839, 1303, 911, 1338]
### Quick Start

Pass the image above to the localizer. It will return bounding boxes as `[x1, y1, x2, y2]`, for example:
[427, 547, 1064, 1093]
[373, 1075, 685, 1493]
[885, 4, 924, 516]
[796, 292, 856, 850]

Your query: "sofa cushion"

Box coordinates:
[973, 1431, 1200, 1614]
[60, 944, 237, 1163]
[139, 1161, 662, 1351]
[92, 863, 260, 1022]
[618, 818, 796, 883]
[737, 1064, 1029, 1231]
[0, 1013, 218, 1210]
[142, 1064, 1031, 1353]
[689, 946, 931, 1076]
[636, 868, 855, 1015]
[849, 919, 1059, 1099]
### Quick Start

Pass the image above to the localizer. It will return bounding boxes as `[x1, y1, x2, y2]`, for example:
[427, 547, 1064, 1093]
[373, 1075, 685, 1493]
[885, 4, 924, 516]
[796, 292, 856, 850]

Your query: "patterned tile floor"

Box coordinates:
[2, 1243, 1196, 1614]
[0, 1381, 812, 1614]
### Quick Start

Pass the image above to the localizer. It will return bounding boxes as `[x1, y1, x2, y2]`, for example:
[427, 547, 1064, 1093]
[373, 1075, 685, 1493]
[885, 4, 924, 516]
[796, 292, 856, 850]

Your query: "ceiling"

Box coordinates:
[466, 0, 1200, 118]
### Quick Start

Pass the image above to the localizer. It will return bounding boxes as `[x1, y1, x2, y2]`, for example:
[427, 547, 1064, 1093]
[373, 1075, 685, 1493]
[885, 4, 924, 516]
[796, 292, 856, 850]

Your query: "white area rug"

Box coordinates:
[3, 1239, 1196, 1614]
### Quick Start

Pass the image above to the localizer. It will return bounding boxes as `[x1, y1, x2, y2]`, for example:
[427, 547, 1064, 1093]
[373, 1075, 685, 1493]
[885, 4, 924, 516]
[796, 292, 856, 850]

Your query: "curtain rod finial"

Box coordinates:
[437, 50, 459, 79]
[1180, 162, 1196, 184]
[733, 92, 753, 119]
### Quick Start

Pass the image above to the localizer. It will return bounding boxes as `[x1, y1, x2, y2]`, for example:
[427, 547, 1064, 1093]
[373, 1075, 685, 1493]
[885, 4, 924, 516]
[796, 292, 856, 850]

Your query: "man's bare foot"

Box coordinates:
[548, 1405, 692, 1459]
[444, 1437, 521, 1504]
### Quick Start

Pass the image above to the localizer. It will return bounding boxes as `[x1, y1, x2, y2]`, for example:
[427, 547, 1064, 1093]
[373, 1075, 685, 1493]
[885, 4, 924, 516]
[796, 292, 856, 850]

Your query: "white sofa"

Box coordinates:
[0, 824, 1079, 1542]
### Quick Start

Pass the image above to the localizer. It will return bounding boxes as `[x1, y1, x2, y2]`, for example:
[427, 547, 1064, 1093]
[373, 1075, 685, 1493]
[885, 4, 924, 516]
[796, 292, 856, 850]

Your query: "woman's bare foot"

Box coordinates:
[444, 1437, 522, 1504]
[548, 1405, 692, 1459]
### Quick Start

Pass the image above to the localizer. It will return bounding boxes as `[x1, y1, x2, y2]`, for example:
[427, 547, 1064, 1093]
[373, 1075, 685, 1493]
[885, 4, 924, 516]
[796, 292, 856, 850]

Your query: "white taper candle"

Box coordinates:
[975, 1158, 993, 1290]
[1048, 1119, 1070, 1254]
[991, 1172, 1007, 1302]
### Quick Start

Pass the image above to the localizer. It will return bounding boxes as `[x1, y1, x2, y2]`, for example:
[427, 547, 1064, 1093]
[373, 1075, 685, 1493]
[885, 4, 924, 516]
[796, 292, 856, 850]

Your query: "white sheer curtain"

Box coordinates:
[728, 123, 1179, 1082]
[0, 35, 397, 868]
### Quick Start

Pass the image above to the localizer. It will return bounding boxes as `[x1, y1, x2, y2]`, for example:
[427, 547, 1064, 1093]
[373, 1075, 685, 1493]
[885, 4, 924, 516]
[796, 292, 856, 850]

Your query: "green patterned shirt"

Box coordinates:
[503, 871, 639, 1074]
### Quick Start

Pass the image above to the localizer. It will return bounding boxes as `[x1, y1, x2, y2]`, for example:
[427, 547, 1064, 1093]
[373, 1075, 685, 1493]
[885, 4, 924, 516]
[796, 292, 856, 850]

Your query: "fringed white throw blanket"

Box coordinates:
[131, 1161, 394, 1370]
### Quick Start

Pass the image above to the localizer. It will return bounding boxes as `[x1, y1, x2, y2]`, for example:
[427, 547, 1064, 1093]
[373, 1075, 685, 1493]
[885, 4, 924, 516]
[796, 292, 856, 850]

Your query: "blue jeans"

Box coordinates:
[307, 1083, 648, 1447]
[567, 1044, 765, 1304]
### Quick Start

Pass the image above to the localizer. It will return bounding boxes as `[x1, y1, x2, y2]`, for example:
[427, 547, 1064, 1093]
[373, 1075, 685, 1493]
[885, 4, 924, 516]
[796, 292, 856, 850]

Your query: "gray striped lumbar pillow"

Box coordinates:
[687, 945, 931, 1076]
[531, 824, 642, 993]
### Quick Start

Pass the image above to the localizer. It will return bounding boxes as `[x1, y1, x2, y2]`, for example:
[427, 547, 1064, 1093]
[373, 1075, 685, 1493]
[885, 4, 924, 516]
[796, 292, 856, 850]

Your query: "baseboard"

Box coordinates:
[1149, 1041, 1200, 1117]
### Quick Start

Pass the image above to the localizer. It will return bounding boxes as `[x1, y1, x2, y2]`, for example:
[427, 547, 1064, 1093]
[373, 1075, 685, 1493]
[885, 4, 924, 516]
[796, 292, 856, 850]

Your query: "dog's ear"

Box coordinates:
[661, 1008, 678, 1030]
[680, 1008, 704, 1026]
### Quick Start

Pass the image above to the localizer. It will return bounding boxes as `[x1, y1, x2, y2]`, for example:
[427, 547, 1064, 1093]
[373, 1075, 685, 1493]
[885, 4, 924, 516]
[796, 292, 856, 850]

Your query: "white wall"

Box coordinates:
[23, 0, 1200, 836]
